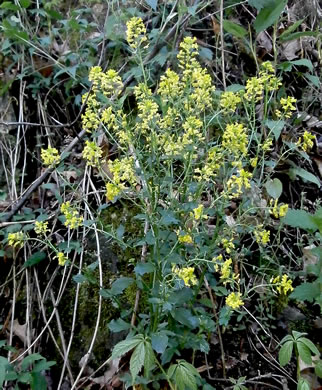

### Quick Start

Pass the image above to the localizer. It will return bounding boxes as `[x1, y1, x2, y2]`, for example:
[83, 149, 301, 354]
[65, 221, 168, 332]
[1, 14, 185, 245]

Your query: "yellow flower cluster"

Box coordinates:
[134, 83, 160, 135]
[187, 67, 215, 112]
[177, 231, 193, 244]
[41, 147, 60, 167]
[262, 137, 273, 152]
[222, 123, 248, 156]
[220, 258, 233, 284]
[244, 62, 281, 102]
[8, 232, 24, 248]
[60, 202, 83, 229]
[227, 169, 252, 198]
[56, 252, 68, 266]
[276, 96, 297, 118]
[221, 237, 235, 254]
[82, 140, 103, 167]
[270, 199, 288, 218]
[226, 292, 244, 310]
[172, 265, 197, 287]
[272, 274, 293, 295]
[177, 36, 199, 71]
[126, 17, 148, 50]
[34, 221, 49, 236]
[191, 204, 207, 221]
[297, 131, 315, 152]
[82, 67, 123, 133]
[220, 91, 242, 113]
[105, 157, 137, 201]
[194, 147, 223, 182]
[158, 69, 182, 102]
[254, 227, 270, 246]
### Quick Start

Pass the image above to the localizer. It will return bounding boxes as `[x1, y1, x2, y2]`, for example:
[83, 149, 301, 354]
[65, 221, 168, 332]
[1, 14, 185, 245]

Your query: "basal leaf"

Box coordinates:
[297, 342, 312, 365]
[279, 340, 293, 366]
[130, 341, 145, 383]
[151, 333, 168, 354]
[108, 318, 131, 333]
[111, 335, 143, 359]
[290, 282, 320, 303]
[265, 178, 282, 199]
[110, 277, 134, 295]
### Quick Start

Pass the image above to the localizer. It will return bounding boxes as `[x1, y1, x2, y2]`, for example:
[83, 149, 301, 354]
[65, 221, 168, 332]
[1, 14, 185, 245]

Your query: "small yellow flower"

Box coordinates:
[191, 204, 208, 221]
[177, 231, 193, 244]
[220, 258, 233, 283]
[34, 221, 49, 236]
[126, 17, 148, 50]
[56, 252, 68, 266]
[279, 96, 297, 118]
[262, 137, 273, 152]
[226, 292, 244, 310]
[250, 157, 258, 168]
[222, 123, 248, 156]
[41, 147, 60, 167]
[272, 274, 293, 295]
[172, 265, 197, 287]
[270, 199, 288, 218]
[106, 183, 121, 201]
[296, 131, 315, 152]
[8, 232, 24, 248]
[220, 91, 242, 113]
[60, 202, 83, 229]
[82, 140, 102, 167]
[254, 227, 270, 246]
[221, 238, 235, 254]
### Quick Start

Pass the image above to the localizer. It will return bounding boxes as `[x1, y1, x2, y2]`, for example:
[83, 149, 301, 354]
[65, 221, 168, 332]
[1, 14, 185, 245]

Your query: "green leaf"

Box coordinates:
[289, 168, 321, 187]
[18, 372, 32, 383]
[19, 0, 31, 7]
[23, 252, 46, 268]
[110, 277, 134, 295]
[108, 318, 131, 333]
[248, 0, 275, 11]
[265, 119, 285, 140]
[159, 210, 179, 226]
[314, 360, 322, 378]
[226, 84, 244, 92]
[0, 357, 9, 388]
[30, 372, 47, 390]
[297, 342, 312, 365]
[21, 353, 44, 371]
[130, 341, 145, 384]
[253, 0, 287, 33]
[297, 377, 310, 390]
[223, 20, 247, 38]
[282, 209, 318, 231]
[174, 361, 200, 390]
[289, 59, 313, 72]
[279, 340, 293, 366]
[32, 359, 56, 373]
[279, 19, 304, 40]
[265, 178, 282, 199]
[0, 340, 6, 348]
[145, 0, 158, 10]
[290, 282, 320, 303]
[298, 338, 319, 356]
[173, 308, 199, 329]
[143, 341, 155, 377]
[199, 47, 213, 61]
[151, 333, 168, 354]
[0, 2, 20, 11]
[73, 274, 88, 284]
[304, 73, 320, 88]
[280, 31, 318, 42]
[45, 8, 63, 20]
[111, 335, 143, 359]
[134, 262, 155, 276]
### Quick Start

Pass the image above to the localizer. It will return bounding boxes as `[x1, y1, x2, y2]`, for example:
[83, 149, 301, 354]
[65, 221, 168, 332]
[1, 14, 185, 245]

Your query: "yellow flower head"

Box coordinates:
[270, 199, 288, 218]
[126, 17, 148, 50]
[254, 227, 270, 246]
[60, 202, 83, 229]
[177, 36, 199, 70]
[272, 274, 293, 295]
[172, 265, 197, 287]
[34, 221, 49, 236]
[106, 183, 121, 201]
[56, 252, 68, 266]
[8, 232, 24, 248]
[220, 91, 242, 113]
[296, 131, 315, 152]
[226, 292, 244, 310]
[177, 231, 193, 244]
[191, 204, 208, 221]
[278, 96, 297, 118]
[41, 147, 60, 167]
[222, 123, 248, 156]
[82, 140, 102, 167]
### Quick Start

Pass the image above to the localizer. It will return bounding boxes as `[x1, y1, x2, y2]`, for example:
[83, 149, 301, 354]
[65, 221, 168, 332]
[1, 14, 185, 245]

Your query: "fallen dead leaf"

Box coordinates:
[281, 39, 301, 60]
